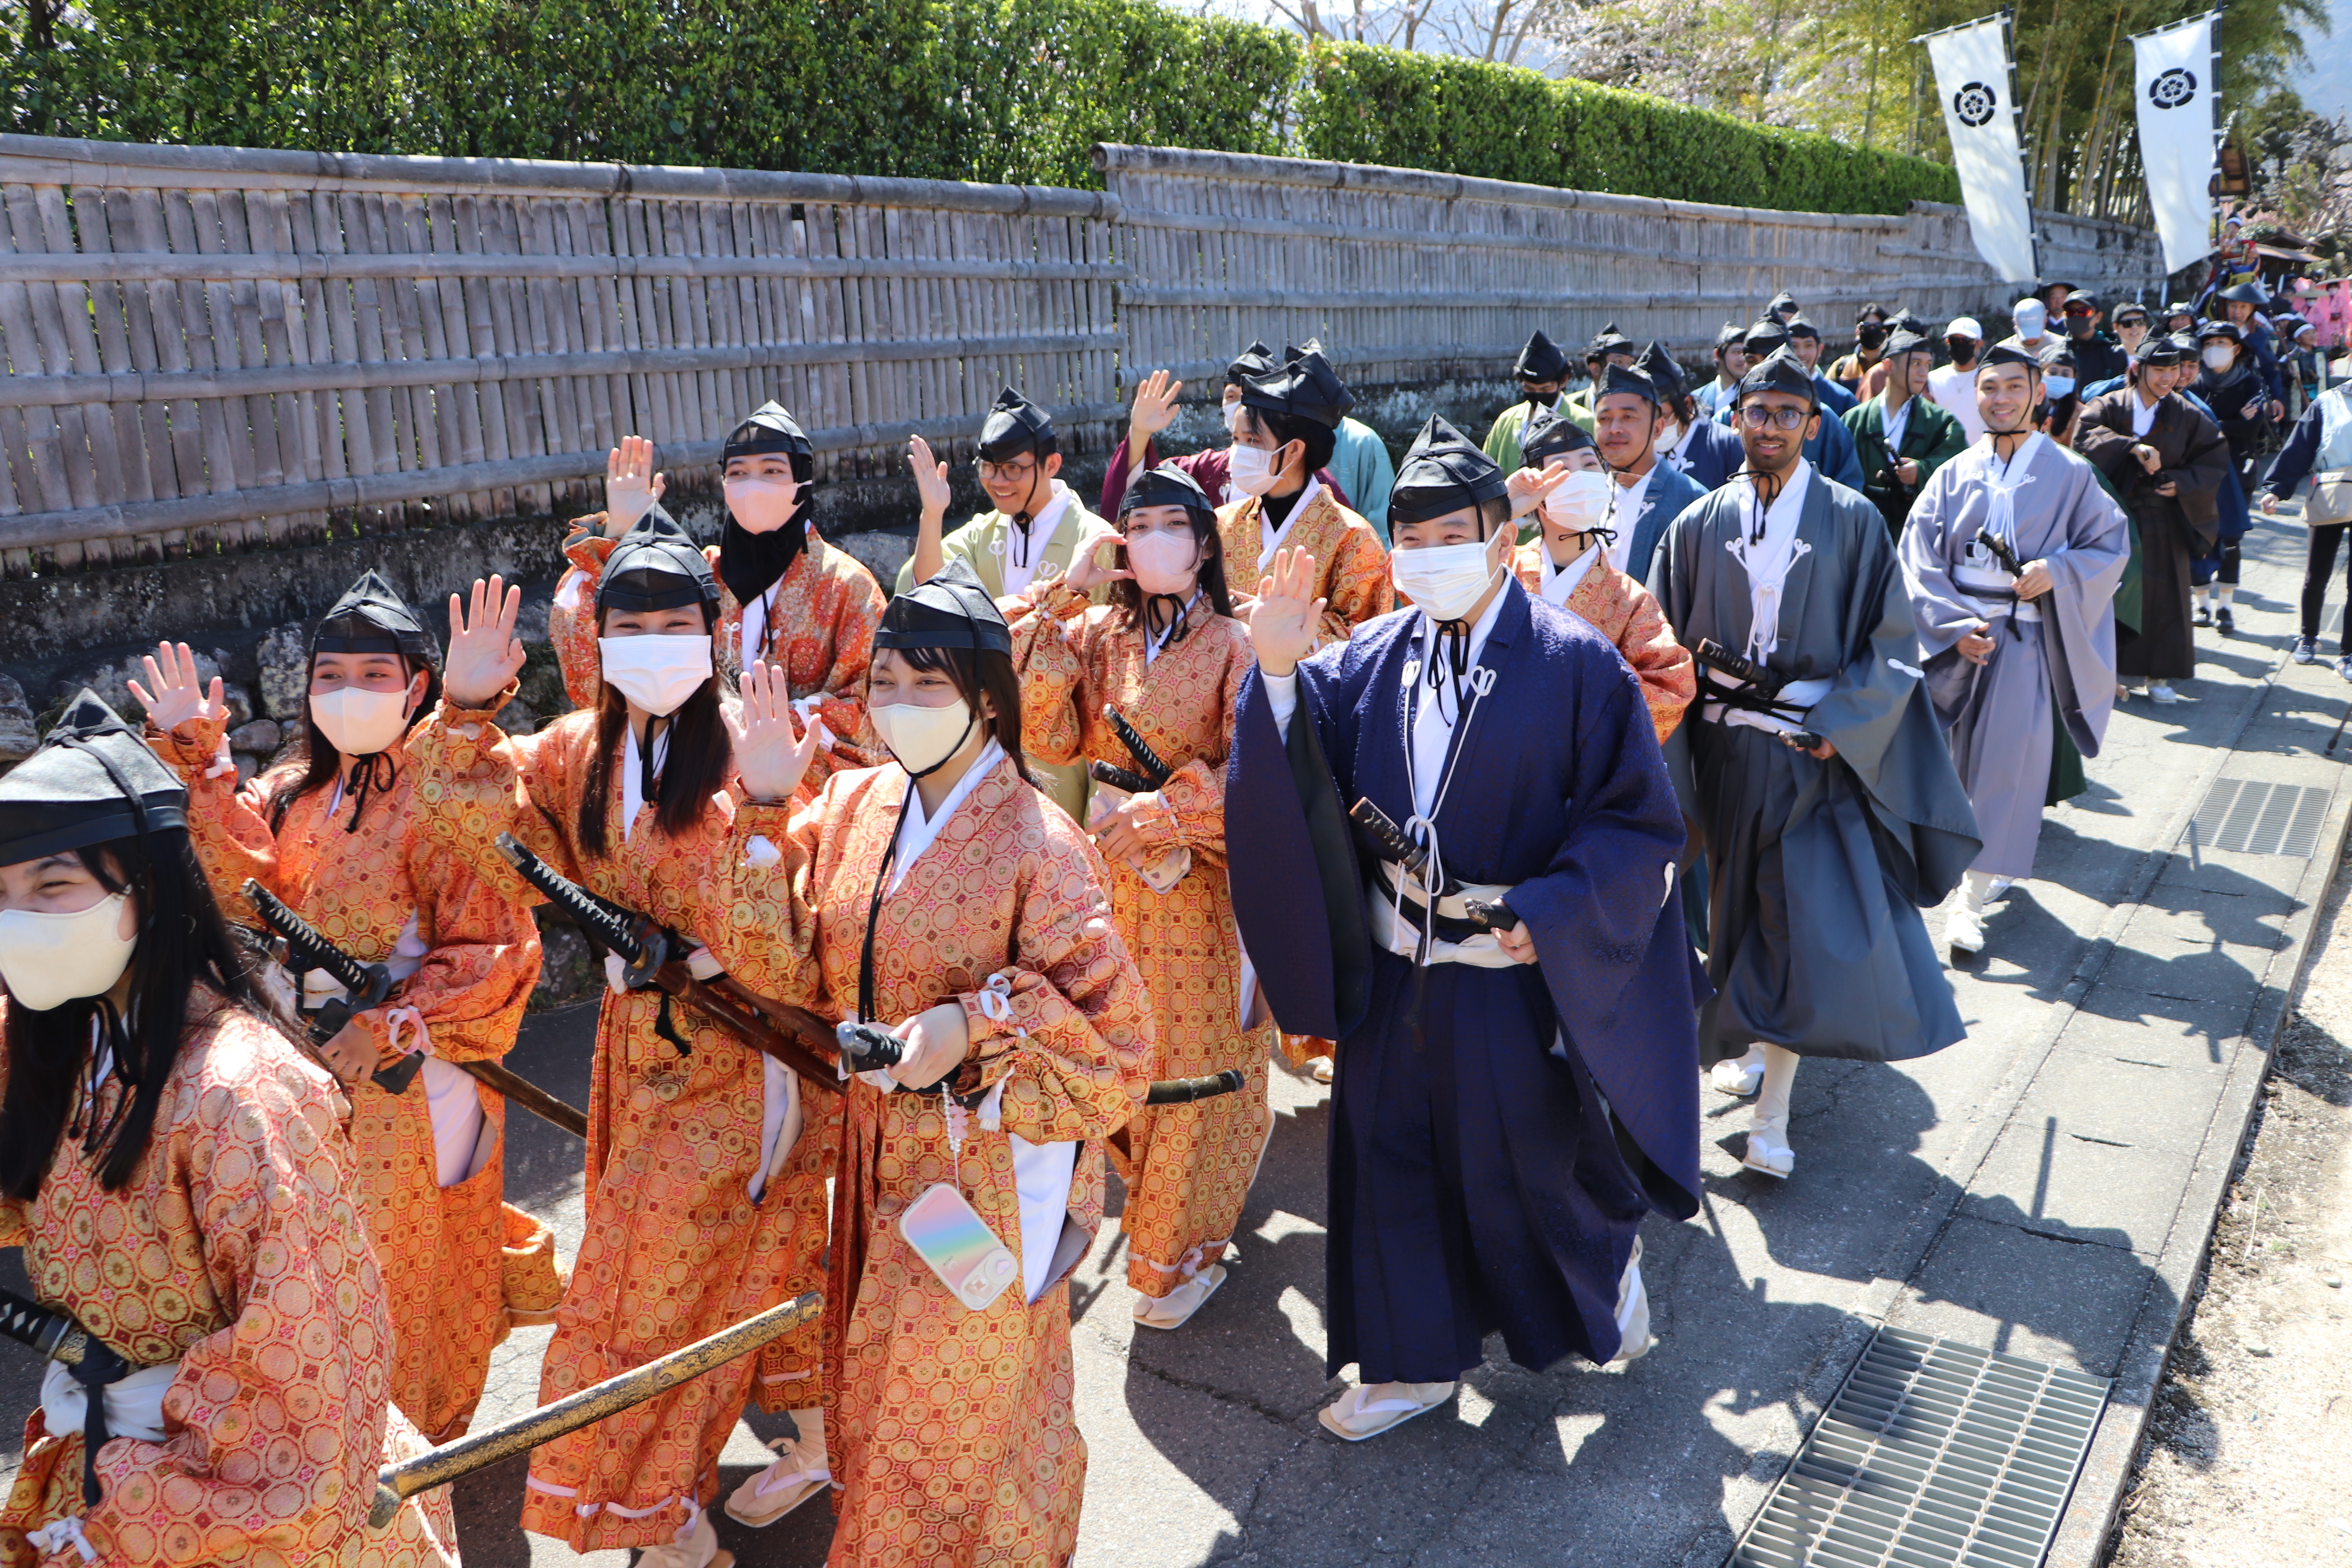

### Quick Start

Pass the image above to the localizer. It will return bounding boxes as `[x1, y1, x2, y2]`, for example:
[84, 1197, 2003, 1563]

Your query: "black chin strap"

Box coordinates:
[341, 750, 397, 832]
[1737, 466, 1788, 543]
[636, 717, 668, 816]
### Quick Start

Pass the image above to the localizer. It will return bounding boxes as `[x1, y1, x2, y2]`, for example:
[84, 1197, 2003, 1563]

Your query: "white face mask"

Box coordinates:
[0, 893, 136, 1012]
[1655, 420, 1683, 451]
[1220, 401, 1243, 434]
[599, 635, 712, 717]
[1227, 442, 1280, 497]
[1391, 537, 1502, 624]
[870, 700, 975, 778]
[1543, 471, 1615, 532]
[2202, 346, 2235, 372]
[1123, 528, 1200, 597]
[311, 684, 413, 757]
[723, 474, 802, 534]
[2042, 374, 2076, 400]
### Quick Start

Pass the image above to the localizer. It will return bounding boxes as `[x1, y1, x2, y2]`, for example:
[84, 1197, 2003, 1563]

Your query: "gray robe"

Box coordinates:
[1649, 466, 1981, 1064]
[1902, 436, 2129, 878]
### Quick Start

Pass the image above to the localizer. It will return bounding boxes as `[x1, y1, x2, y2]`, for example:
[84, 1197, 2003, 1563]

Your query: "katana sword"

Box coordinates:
[1975, 531, 2044, 639]
[1690, 639, 1825, 753]
[242, 878, 589, 1136]
[491, 834, 844, 1090]
[1347, 798, 1517, 933]
[1144, 1070, 1246, 1105]
[1104, 704, 1174, 788]
[368, 1290, 822, 1528]
[1, 1285, 132, 1505]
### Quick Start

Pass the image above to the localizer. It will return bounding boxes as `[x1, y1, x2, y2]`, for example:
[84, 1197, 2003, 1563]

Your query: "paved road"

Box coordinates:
[5, 515, 2342, 1566]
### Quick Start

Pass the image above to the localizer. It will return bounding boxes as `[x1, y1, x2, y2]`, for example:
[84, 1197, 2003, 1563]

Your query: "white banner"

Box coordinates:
[1924, 18, 2037, 283]
[2133, 13, 2219, 276]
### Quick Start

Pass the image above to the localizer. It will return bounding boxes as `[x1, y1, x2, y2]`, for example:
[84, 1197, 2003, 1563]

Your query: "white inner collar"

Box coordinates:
[1540, 542, 1600, 606]
[890, 739, 1005, 894]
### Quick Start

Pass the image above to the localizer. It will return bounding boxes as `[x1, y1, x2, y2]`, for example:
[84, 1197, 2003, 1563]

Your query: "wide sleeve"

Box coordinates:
[1613, 576, 1696, 745]
[1317, 519, 1395, 642]
[354, 829, 543, 1067]
[1917, 407, 1969, 481]
[143, 714, 282, 908]
[1896, 473, 1978, 661]
[1001, 578, 1097, 768]
[896, 510, 994, 594]
[89, 1043, 395, 1561]
[1097, 435, 1155, 516]
[407, 698, 583, 900]
[2073, 397, 2137, 480]
[1129, 638, 1246, 866]
[950, 828, 1155, 1147]
[2163, 406, 2232, 539]
[643, 792, 829, 1015]
[547, 527, 618, 711]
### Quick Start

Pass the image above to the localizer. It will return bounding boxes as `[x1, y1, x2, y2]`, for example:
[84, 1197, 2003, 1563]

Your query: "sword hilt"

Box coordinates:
[493, 833, 668, 987]
[1103, 704, 1174, 789]
[243, 879, 407, 1088]
[1459, 897, 1519, 933]
[1143, 1069, 1246, 1105]
[835, 1019, 905, 1073]
[1691, 638, 1782, 697]
[1088, 759, 1157, 796]
[1348, 796, 1432, 882]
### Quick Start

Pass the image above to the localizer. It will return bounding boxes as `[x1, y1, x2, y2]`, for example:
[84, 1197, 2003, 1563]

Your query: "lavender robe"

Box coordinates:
[1226, 583, 1704, 1382]
[1902, 436, 2129, 878]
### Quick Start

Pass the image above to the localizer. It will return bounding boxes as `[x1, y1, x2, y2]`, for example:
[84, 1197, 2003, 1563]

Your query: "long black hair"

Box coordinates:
[1108, 512, 1236, 631]
[870, 645, 1033, 786]
[0, 828, 267, 1198]
[265, 654, 443, 834]
[578, 610, 734, 857]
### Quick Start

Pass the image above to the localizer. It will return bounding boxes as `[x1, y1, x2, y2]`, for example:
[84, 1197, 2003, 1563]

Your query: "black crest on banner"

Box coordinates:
[1953, 81, 1998, 126]
[2148, 67, 2197, 109]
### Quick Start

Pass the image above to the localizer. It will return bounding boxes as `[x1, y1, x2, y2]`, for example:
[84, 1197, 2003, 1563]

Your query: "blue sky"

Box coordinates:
[2289, 0, 2351, 119]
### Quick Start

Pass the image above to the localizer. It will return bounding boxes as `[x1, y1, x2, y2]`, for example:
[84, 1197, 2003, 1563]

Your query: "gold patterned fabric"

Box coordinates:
[0, 992, 458, 1567]
[146, 714, 551, 1443]
[549, 520, 888, 786]
[1511, 547, 1697, 745]
[1004, 581, 1273, 1296]
[407, 701, 831, 1551]
[737, 757, 1154, 1565]
[1216, 486, 1394, 644]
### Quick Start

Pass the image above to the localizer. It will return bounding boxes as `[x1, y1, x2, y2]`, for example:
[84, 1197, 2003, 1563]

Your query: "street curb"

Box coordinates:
[2042, 701, 2352, 1567]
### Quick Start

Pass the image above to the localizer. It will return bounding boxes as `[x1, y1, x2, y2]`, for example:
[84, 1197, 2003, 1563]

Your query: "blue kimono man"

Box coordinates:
[1600, 344, 1711, 583]
[1227, 414, 1704, 1442]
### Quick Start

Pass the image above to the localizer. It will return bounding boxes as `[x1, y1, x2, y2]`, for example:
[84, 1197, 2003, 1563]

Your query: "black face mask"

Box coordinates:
[2067, 315, 2094, 338]
[1857, 324, 1888, 350]
[1946, 337, 1974, 362]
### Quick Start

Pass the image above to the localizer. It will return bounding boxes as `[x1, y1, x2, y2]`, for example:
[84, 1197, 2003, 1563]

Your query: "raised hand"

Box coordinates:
[1246, 547, 1325, 678]
[731, 661, 822, 803]
[1504, 464, 1570, 518]
[443, 576, 527, 709]
[1126, 370, 1184, 448]
[128, 641, 227, 733]
[1061, 525, 1131, 594]
[603, 436, 666, 537]
[909, 434, 952, 521]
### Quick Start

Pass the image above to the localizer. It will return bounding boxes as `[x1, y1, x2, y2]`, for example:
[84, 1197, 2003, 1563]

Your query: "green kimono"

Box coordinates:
[1843, 394, 1968, 536]
[894, 485, 1107, 821]
[1480, 392, 1569, 475]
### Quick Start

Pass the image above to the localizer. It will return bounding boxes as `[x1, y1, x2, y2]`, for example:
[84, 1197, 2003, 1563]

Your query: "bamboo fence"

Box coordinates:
[0, 135, 1123, 577]
[0, 132, 2164, 579]
[1093, 144, 2166, 393]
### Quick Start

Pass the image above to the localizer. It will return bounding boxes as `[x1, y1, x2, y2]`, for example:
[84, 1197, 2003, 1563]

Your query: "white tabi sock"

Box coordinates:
[1755, 1044, 1799, 1130]
[1961, 869, 1998, 916]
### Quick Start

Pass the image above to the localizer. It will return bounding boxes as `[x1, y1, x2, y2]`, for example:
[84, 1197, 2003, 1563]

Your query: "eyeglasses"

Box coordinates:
[1735, 405, 1811, 430]
[2063, 302, 2096, 316]
[976, 458, 1037, 484]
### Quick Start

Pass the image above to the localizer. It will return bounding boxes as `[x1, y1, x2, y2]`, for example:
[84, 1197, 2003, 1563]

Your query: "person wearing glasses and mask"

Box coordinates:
[2062, 293, 2127, 386]
[2078, 335, 2231, 704]
[1219, 344, 1394, 646]
[1900, 343, 2129, 957]
[1649, 348, 1979, 1180]
[130, 573, 554, 1450]
[728, 563, 1153, 1564]
[1225, 413, 1704, 1441]
[418, 528, 834, 1566]
[901, 386, 1106, 820]
[0, 694, 462, 1566]
[555, 404, 888, 790]
[1001, 463, 1266, 1332]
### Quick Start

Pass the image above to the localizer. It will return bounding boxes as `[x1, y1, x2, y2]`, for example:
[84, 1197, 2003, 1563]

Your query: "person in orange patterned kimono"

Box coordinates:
[548, 404, 887, 789]
[0, 692, 456, 1566]
[413, 516, 831, 1567]
[1505, 406, 1697, 746]
[1219, 345, 1392, 646]
[730, 562, 1154, 1566]
[1004, 463, 1270, 1330]
[130, 572, 553, 1448]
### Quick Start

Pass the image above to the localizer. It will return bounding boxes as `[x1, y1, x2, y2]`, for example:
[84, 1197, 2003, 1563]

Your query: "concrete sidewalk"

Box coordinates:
[2, 512, 2339, 1567]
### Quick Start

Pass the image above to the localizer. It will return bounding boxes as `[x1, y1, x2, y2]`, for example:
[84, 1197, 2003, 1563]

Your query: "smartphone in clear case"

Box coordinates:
[899, 1182, 1021, 1311]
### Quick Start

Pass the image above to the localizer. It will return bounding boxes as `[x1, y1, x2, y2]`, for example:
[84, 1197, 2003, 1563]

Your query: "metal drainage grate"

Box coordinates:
[1733, 1327, 2109, 1568]
[2181, 778, 2332, 857]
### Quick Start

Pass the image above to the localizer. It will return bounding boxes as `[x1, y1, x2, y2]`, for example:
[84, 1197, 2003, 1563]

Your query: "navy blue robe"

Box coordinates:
[1226, 582, 1705, 1381]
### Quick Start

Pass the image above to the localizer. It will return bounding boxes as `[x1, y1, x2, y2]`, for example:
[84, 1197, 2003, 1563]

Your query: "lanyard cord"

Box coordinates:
[1396, 646, 1498, 968]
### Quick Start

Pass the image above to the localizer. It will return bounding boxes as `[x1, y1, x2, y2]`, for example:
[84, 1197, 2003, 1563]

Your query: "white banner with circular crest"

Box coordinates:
[1923, 17, 2037, 283]
[2133, 12, 2220, 276]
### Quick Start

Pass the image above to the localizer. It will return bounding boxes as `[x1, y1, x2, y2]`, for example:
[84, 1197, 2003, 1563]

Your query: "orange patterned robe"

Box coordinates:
[1217, 484, 1393, 645]
[747, 756, 1154, 1566]
[408, 698, 832, 1551]
[146, 714, 553, 1445]
[550, 518, 887, 785]
[1513, 545, 1697, 745]
[1005, 582, 1273, 1298]
[0, 991, 458, 1567]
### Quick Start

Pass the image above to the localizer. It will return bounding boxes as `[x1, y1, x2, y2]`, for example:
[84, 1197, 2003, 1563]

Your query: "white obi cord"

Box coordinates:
[305, 914, 488, 1188]
[1965, 433, 2047, 623]
[1698, 672, 1833, 737]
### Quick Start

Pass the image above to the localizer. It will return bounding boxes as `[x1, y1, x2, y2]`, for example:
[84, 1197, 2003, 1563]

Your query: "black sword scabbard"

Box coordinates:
[1103, 704, 1174, 789]
[1088, 759, 1158, 795]
[492, 832, 667, 987]
[1142, 1069, 1247, 1106]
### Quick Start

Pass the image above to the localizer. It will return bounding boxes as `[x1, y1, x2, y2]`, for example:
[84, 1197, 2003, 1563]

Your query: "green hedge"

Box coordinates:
[5, 1, 1954, 215]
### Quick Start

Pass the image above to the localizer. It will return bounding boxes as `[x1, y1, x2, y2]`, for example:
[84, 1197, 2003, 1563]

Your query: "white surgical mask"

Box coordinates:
[1543, 471, 1614, 531]
[1227, 442, 1279, 497]
[2042, 374, 2076, 399]
[0, 893, 136, 1012]
[1123, 528, 1200, 596]
[1220, 402, 1243, 434]
[723, 475, 802, 534]
[1391, 538, 1502, 623]
[2201, 346, 2235, 371]
[599, 635, 712, 716]
[311, 685, 412, 757]
[1655, 420, 1683, 451]
[870, 700, 975, 777]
